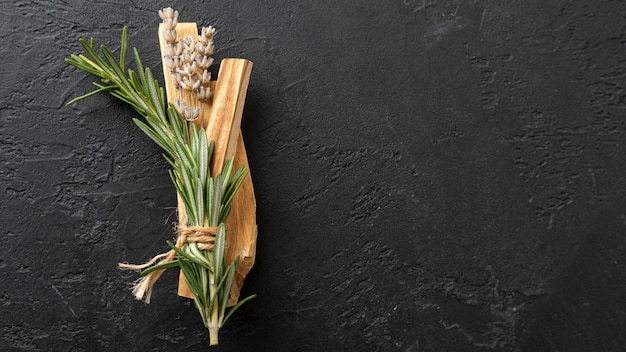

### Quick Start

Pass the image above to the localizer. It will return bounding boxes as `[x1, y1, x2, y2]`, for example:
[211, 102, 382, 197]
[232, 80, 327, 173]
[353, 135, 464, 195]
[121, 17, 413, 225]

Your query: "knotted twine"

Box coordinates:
[118, 224, 217, 303]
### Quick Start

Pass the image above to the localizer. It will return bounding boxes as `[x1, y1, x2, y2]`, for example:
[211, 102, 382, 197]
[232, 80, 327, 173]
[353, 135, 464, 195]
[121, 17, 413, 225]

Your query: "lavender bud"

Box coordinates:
[181, 53, 191, 65]
[196, 86, 212, 102]
[201, 26, 215, 39]
[162, 18, 178, 30]
[204, 44, 214, 56]
[182, 77, 193, 91]
[162, 29, 177, 44]
[192, 79, 201, 91]
[163, 56, 176, 71]
[196, 56, 210, 70]
[159, 7, 176, 20]
[175, 42, 184, 56]
[180, 63, 189, 75]
[201, 70, 211, 85]
[183, 107, 193, 121]
[165, 44, 175, 57]
[175, 99, 188, 116]
[190, 107, 200, 120]
[178, 79, 188, 91]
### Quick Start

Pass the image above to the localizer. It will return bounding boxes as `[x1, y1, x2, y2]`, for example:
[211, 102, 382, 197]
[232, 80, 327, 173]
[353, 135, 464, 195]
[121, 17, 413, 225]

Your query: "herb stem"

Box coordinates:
[209, 281, 220, 345]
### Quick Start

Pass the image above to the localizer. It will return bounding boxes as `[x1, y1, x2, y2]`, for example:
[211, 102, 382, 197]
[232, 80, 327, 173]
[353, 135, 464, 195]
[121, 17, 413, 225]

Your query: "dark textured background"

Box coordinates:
[2, 0, 625, 351]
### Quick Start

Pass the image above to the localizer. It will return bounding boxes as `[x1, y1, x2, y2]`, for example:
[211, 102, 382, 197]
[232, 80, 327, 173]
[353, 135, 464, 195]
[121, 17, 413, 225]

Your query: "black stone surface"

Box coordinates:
[2, 1, 625, 351]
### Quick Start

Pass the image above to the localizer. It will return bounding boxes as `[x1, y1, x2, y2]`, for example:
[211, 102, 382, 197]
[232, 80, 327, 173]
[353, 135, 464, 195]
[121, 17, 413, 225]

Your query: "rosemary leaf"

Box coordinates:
[222, 294, 257, 326]
[140, 260, 180, 275]
[119, 26, 128, 71]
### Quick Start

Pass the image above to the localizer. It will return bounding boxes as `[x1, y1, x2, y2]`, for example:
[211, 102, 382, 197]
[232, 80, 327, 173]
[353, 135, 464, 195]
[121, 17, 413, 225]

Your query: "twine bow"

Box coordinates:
[119, 224, 217, 303]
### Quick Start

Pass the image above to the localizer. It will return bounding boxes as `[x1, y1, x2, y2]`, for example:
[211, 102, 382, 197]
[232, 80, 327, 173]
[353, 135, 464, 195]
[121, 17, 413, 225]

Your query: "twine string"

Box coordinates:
[118, 224, 217, 303]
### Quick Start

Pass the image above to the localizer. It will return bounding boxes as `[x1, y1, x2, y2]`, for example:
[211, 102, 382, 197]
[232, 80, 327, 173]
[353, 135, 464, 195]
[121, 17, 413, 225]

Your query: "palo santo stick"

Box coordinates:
[192, 58, 254, 301]
[224, 134, 257, 305]
[205, 58, 253, 173]
[158, 23, 257, 303]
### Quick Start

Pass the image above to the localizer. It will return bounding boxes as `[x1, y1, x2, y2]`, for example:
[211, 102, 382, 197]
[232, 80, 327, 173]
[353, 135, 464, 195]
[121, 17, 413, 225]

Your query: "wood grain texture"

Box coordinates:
[206, 59, 253, 173]
[158, 23, 257, 303]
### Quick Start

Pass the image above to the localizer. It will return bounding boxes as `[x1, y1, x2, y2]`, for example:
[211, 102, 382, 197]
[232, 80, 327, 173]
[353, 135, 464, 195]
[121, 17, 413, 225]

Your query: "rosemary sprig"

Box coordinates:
[65, 26, 254, 346]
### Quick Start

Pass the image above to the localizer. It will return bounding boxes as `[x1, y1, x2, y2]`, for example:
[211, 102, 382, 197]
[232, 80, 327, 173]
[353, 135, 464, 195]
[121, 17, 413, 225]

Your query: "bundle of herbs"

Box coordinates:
[65, 9, 255, 346]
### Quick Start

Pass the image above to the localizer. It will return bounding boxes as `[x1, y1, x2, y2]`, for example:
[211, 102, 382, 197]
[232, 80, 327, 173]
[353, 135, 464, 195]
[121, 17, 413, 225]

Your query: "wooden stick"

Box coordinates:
[205, 58, 253, 173]
[224, 135, 257, 305]
[158, 23, 258, 303]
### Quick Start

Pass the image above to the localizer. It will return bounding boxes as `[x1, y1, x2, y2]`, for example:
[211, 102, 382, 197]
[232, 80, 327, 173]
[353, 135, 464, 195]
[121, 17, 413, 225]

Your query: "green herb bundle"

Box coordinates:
[66, 25, 254, 346]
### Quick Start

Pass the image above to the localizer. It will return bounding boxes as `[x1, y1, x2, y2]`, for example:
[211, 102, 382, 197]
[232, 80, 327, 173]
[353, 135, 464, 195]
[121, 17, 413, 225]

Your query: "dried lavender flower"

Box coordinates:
[162, 29, 177, 44]
[189, 106, 200, 121]
[190, 61, 199, 74]
[162, 17, 178, 30]
[204, 44, 214, 56]
[165, 44, 176, 57]
[163, 56, 176, 71]
[196, 86, 212, 102]
[175, 99, 188, 115]
[158, 7, 177, 20]
[196, 56, 212, 71]
[200, 26, 215, 42]
[181, 77, 194, 92]
[195, 43, 205, 54]
[201, 70, 211, 85]
[175, 42, 184, 56]
[192, 79, 201, 91]
[159, 9, 216, 129]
